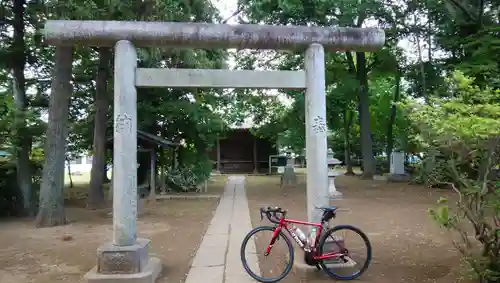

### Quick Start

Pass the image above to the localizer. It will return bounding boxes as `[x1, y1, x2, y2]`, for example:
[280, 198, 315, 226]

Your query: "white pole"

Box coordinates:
[216, 138, 221, 173]
[305, 43, 329, 223]
[112, 40, 138, 246]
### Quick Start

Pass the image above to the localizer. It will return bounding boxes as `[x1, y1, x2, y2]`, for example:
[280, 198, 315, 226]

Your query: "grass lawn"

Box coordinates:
[63, 171, 110, 200]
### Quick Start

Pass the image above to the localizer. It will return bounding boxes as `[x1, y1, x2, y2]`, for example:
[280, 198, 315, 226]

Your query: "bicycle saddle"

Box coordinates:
[318, 206, 337, 223]
[317, 205, 337, 212]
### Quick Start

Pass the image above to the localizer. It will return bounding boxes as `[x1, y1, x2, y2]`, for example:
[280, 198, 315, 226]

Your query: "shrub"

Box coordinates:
[0, 159, 42, 216]
[165, 158, 212, 192]
[360, 155, 389, 174]
[0, 161, 22, 216]
[404, 71, 500, 283]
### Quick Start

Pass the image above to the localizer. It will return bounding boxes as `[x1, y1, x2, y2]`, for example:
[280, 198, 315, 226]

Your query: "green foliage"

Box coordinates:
[0, 160, 21, 216]
[233, 0, 414, 172]
[0, 158, 42, 216]
[410, 151, 453, 186]
[46, 0, 231, 182]
[165, 159, 212, 192]
[406, 71, 500, 283]
[369, 76, 411, 154]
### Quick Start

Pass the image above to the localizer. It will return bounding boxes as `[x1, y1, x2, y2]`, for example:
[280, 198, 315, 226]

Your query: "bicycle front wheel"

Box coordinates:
[240, 226, 294, 283]
[318, 225, 372, 280]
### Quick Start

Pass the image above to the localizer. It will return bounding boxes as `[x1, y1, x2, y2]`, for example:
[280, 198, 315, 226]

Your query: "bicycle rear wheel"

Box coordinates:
[240, 226, 294, 283]
[318, 225, 372, 280]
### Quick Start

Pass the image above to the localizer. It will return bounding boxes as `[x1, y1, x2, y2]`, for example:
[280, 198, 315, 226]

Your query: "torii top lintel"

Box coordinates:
[43, 20, 385, 52]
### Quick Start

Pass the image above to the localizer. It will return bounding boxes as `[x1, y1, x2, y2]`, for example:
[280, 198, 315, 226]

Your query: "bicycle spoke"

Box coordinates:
[319, 225, 372, 280]
[241, 226, 294, 283]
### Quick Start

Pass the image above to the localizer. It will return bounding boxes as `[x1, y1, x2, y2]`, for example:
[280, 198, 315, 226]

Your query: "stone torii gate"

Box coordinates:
[43, 20, 384, 283]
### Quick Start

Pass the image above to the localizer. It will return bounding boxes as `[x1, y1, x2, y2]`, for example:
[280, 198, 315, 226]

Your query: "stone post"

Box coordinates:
[390, 151, 405, 175]
[305, 43, 329, 223]
[387, 151, 410, 182]
[112, 40, 138, 246]
[84, 40, 161, 283]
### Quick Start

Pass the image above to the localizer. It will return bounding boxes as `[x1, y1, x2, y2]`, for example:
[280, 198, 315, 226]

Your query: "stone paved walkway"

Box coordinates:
[185, 176, 259, 283]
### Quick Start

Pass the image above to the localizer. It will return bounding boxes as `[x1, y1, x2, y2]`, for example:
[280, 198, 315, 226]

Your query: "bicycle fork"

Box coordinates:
[264, 227, 282, 256]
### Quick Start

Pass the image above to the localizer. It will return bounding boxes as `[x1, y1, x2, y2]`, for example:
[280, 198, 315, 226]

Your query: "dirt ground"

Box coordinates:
[0, 182, 225, 283]
[245, 174, 471, 283]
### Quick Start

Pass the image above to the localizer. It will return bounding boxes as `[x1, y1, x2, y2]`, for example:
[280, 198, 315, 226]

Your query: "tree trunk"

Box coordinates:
[343, 108, 355, 176]
[35, 46, 73, 227]
[414, 14, 428, 102]
[12, 0, 32, 216]
[66, 157, 73, 188]
[386, 69, 402, 167]
[87, 48, 112, 210]
[356, 52, 375, 178]
[103, 163, 110, 183]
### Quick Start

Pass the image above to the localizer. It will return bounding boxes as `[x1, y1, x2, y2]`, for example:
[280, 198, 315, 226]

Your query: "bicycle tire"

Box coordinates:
[240, 226, 294, 283]
[318, 225, 372, 280]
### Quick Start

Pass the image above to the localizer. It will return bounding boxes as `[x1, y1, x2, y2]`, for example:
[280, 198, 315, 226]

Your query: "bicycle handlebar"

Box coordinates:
[260, 206, 337, 224]
[260, 206, 287, 224]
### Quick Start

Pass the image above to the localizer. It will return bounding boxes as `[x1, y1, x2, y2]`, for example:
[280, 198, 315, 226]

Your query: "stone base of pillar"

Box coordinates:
[84, 238, 162, 283]
[328, 174, 343, 200]
[292, 248, 320, 272]
[387, 173, 411, 183]
[329, 190, 343, 200]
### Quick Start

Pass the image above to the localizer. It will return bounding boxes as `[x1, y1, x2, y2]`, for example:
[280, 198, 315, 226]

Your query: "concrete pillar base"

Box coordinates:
[328, 174, 343, 200]
[84, 238, 162, 283]
[292, 249, 323, 281]
[329, 190, 343, 200]
[387, 173, 411, 182]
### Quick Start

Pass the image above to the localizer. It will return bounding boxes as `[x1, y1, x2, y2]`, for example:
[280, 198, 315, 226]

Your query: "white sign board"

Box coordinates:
[390, 152, 405, 175]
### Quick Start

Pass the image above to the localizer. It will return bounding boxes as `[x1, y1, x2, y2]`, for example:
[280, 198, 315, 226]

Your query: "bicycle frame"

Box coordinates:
[265, 217, 344, 260]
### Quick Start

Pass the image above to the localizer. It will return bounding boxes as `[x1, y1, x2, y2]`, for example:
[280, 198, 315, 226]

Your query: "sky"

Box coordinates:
[213, 0, 239, 24]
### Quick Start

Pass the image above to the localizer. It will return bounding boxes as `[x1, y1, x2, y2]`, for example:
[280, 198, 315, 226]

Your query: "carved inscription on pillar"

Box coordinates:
[115, 113, 132, 134]
[311, 115, 326, 134]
